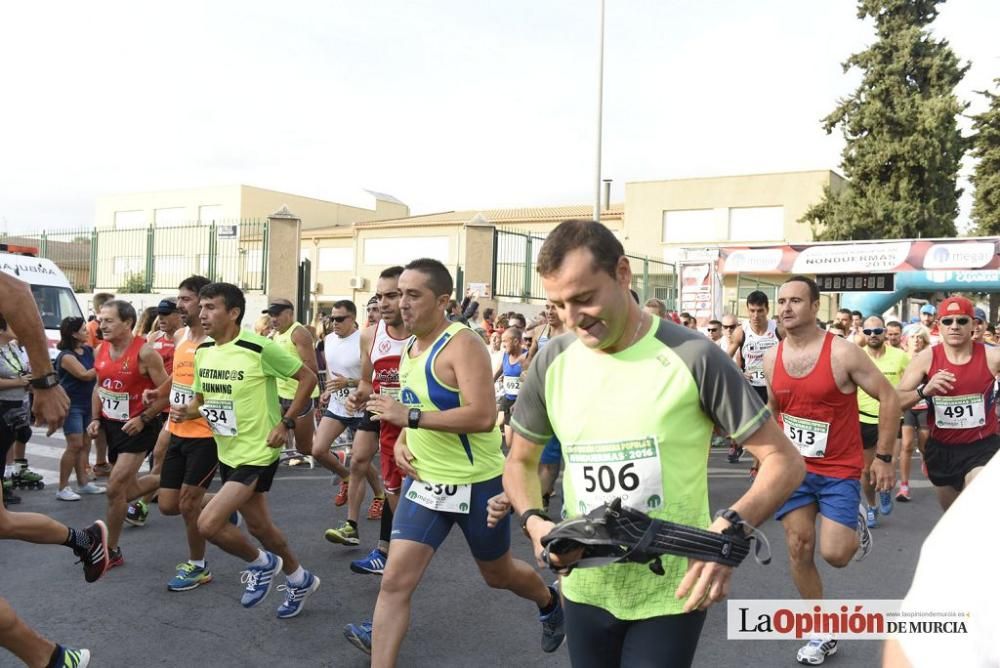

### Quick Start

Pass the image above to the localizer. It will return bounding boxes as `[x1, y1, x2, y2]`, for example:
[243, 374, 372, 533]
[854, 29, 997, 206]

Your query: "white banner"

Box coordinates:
[791, 242, 912, 274]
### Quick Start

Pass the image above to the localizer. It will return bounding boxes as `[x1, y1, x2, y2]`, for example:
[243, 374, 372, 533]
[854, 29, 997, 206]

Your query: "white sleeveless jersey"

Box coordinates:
[370, 319, 409, 399]
[324, 329, 362, 417]
[741, 320, 779, 387]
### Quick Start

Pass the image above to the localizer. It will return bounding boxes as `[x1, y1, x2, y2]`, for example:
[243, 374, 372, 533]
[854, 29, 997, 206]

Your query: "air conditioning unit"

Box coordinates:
[349, 276, 368, 290]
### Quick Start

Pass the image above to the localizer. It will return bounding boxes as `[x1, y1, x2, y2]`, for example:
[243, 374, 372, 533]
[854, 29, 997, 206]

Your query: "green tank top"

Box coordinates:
[272, 321, 319, 400]
[399, 321, 504, 484]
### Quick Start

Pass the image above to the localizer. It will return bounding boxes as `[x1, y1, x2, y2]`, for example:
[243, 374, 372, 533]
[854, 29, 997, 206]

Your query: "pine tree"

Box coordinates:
[970, 79, 1000, 235]
[802, 0, 969, 240]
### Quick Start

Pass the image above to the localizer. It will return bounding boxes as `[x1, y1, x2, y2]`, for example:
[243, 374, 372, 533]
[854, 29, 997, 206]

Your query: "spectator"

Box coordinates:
[86, 293, 114, 347]
[644, 298, 667, 319]
[706, 319, 723, 344]
[482, 308, 496, 335]
[134, 306, 158, 338]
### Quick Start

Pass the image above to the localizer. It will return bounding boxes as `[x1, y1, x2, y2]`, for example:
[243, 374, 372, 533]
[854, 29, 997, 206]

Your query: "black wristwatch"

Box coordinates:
[407, 408, 422, 429]
[520, 509, 552, 537]
[29, 372, 59, 390]
[281, 416, 296, 430]
[715, 508, 750, 537]
[874, 453, 892, 463]
[915, 383, 928, 400]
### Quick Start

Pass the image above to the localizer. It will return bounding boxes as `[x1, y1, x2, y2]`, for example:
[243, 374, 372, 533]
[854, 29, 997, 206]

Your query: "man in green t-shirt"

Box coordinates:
[504, 220, 805, 668]
[172, 282, 321, 620]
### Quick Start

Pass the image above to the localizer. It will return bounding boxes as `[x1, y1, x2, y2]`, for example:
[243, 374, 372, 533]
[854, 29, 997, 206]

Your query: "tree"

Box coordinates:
[970, 79, 1000, 235]
[802, 0, 969, 240]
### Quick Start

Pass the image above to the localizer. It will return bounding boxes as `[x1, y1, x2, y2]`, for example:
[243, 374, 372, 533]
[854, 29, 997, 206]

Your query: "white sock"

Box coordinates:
[250, 550, 270, 567]
[287, 565, 306, 585]
[4, 466, 13, 477]
[189, 559, 206, 568]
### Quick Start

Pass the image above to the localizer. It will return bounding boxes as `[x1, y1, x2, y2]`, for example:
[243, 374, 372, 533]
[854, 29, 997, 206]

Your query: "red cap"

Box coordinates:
[936, 296, 975, 319]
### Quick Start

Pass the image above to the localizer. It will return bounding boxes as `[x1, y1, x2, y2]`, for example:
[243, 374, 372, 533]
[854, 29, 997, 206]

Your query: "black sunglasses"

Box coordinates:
[722, 324, 738, 330]
[707, 328, 719, 333]
[862, 328, 885, 336]
[330, 315, 350, 323]
[940, 317, 970, 327]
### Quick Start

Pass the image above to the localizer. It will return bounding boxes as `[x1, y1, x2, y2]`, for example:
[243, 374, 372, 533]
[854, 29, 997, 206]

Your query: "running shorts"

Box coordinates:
[775, 471, 861, 530]
[923, 434, 1000, 490]
[902, 408, 928, 430]
[859, 422, 879, 450]
[539, 436, 562, 466]
[102, 417, 162, 463]
[160, 435, 219, 490]
[219, 460, 280, 493]
[380, 422, 403, 493]
[278, 397, 315, 418]
[323, 411, 361, 430]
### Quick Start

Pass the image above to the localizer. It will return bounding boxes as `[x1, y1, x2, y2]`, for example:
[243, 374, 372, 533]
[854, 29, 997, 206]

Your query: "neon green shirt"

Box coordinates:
[272, 321, 319, 400]
[512, 321, 770, 620]
[857, 345, 910, 425]
[194, 330, 302, 467]
[399, 322, 504, 484]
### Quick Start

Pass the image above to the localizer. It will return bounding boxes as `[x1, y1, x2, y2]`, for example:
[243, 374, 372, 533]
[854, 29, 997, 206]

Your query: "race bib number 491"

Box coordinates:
[933, 394, 986, 429]
[566, 436, 662, 515]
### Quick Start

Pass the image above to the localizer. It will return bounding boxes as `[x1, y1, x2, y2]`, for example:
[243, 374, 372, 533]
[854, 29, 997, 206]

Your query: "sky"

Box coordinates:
[1, 0, 998, 233]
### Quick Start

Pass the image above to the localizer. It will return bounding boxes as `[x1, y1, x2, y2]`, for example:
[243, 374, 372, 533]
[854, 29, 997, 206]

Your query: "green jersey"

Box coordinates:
[399, 322, 504, 484]
[272, 321, 320, 400]
[512, 320, 770, 620]
[194, 329, 303, 467]
[857, 345, 909, 425]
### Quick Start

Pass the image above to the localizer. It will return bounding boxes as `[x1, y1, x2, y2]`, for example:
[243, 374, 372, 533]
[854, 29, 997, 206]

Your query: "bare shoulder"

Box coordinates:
[986, 345, 1000, 372]
[291, 326, 314, 344]
[830, 334, 865, 367]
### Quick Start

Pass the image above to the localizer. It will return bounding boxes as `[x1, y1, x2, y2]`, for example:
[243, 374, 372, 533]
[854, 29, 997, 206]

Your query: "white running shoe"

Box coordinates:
[77, 482, 106, 495]
[854, 503, 873, 562]
[56, 486, 81, 502]
[797, 636, 838, 665]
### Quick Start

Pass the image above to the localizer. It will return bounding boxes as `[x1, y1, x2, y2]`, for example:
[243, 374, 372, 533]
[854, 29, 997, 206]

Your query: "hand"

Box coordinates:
[676, 559, 734, 612]
[169, 405, 191, 423]
[923, 370, 956, 397]
[394, 440, 419, 480]
[327, 373, 350, 392]
[870, 457, 896, 493]
[345, 388, 370, 414]
[31, 385, 69, 436]
[141, 388, 159, 406]
[367, 394, 407, 428]
[122, 416, 144, 436]
[320, 390, 331, 406]
[486, 493, 511, 528]
[86, 419, 101, 438]
[266, 424, 289, 449]
[528, 518, 581, 570]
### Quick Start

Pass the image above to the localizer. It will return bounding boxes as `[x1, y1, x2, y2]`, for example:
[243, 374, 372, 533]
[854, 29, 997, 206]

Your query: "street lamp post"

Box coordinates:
[593, 0, 606, 223]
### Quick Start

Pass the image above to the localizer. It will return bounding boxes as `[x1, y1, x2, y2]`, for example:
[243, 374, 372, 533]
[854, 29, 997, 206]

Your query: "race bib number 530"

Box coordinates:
[566, 436, 662, 515]
[406, 481, 471, 513]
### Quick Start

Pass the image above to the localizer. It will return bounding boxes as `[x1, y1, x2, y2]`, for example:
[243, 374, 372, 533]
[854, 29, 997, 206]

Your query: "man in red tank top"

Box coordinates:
[763, 276, 899, 666]
[87, 300, 169, 570]
[897, 295, 1000, 511]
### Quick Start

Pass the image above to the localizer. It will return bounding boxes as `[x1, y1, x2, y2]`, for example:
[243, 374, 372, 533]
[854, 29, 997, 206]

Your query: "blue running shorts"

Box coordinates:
[775, 472, 861, 529]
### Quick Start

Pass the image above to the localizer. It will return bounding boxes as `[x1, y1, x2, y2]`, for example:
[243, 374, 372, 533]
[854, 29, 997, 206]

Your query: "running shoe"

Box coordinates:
[92, 462, 112, 478]
[229, 510, 245, 529]
[75, 520, 109, 583]
[334, 480, 349, 506]
[107, 546, 125, 571]
[865, 506, 877, 529]
[878, 489, 894, 516]
[325, 521, 360, 546]
[276, 571, 321, 619]
[350, 547, 387, 575]
[240, 552, 283, 608]
[896, 482, 911, 502]
[57, 486, 81, 502]
[854, 505, 873, 562]
[343, 620, 373, 655]
[539, 585, 566, 653]
[367, 496, 385, 520]
[53, 646, 91, 668]
[76, 482, 106, 495]
[796, 636, 838, 665]
[125, 500, 149, 527]
[168, 562, 213, 592]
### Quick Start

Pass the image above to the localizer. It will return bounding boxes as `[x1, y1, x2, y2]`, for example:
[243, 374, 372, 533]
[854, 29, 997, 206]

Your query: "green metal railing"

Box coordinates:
[3, 219, 269, 293]
[492, 228, 676, 306]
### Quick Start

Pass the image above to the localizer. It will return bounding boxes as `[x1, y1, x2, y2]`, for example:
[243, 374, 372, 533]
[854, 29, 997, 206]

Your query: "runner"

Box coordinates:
[884, 321, 903, 349]
[720, 314, 740, 358]
[494, 326, 526, 447]
[763, 276, 898, 666]
[365, 296, 380, 328]
[312, 299, 385, 542]
[173, 282, 321, 616]
[919, 304, 940, 345]
[525, 301, 568, 513]
[897, 296, 1000, 511]
[834, 309, 853, 337]
[267, 298, 320, 464]
[856, 316, 910, 528]
[897, 326, 932, 502]
[142, 275, 221, 591]
[87, 300, 169, 569]
[972, 307, 988, 344]
[343, 258, 568, 664]
[706, 320, 724, 345]
[502, 220, 804, 668]
[327, 267, 407, 573]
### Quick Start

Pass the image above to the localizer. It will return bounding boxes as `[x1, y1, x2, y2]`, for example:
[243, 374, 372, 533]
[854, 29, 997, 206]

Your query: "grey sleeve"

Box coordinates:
[510, 333, 574, 445]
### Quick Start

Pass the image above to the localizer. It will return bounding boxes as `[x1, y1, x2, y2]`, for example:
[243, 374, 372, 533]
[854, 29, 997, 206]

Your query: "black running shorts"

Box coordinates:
[160, 435, 219, 490]
[102, 418, 162, 463]
[219, 459, 280, 493]
[924, 434, 1000, 490]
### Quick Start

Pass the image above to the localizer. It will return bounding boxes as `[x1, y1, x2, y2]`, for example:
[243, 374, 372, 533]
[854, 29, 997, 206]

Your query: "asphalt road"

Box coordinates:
[3, 431, 942, 667]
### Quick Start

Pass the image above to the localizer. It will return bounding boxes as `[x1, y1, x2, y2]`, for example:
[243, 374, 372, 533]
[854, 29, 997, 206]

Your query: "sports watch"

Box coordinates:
[520, 509, 552, 537]
[407, 408, 422, 429]
[915, 383, 928, 400]
[281, 416, 296, 430]
[29, 372, 59, 390]
[874, 453, 892, 464]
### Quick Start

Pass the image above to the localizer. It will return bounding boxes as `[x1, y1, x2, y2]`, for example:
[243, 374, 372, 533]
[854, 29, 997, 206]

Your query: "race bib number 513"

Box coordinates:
[566, 436, 662, 515]
[781, 413, 829, 458]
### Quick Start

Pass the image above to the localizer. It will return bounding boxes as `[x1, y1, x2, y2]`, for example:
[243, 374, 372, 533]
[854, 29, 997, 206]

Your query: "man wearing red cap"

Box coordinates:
[897, 296, 1000, 511]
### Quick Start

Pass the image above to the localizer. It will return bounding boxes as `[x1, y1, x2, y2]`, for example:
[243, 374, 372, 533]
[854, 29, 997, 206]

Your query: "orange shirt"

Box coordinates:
[168, 333, 214, 439]
[86, 320, 100, 348]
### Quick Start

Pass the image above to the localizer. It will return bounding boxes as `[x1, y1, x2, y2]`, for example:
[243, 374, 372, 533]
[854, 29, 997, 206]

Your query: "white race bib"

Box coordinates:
[502, 375, 521, 397]
[380, 386, 401, 401]
[782, 413, 830, 458]
[98, 388, 130, 422]
[405, 481, 472, 513]
[170, 382, 195, 408]
[933, 394, 986, 429]
[566, 436, 663, 515]
[200, 399, 238, 436]
[745, 367, 767, 386]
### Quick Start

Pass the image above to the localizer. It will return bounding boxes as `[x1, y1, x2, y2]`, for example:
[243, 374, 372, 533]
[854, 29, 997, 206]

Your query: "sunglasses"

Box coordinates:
[722, 324, 738, 330]
[940, 317, 970, 327]
[707, 328, 719, 333]
[862, 328, 885, 336]
[330, 315, 350, 323]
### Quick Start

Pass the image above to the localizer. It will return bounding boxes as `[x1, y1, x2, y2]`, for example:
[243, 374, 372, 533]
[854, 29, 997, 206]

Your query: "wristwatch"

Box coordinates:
[874, 453, 892, 463]
[407, 408, 422, 429]
[520, 508, 552, 537]
[29, 372, 59, 390]
[715, 508, 750, 537]
[281, 416, 296, 430]
[915, 383, 928, 400]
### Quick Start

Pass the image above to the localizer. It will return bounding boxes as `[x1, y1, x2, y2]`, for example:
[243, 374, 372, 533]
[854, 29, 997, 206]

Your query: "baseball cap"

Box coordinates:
[262, 298, 294, 316]
[974, 307, 987, 322]
[920, 304, 936, 315]
[156, 298, 178, 315]
[937, 296, 975, 320]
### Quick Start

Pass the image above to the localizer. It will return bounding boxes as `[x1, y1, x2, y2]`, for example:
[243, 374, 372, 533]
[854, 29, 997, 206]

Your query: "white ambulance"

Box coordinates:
[0, 243, 85, 360]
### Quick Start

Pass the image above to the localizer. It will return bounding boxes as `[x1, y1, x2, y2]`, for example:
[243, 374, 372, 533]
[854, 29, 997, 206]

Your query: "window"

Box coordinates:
[363, 237, 449, 266]
[154, 207, 188, 228]
[728, 207, 784, 242]
[198, 205, 224, 224]
[114, 210, 146, 229]
[113, 256, 144, 276]
[318, 247, 353, 272]
[662, 210, 718, 243]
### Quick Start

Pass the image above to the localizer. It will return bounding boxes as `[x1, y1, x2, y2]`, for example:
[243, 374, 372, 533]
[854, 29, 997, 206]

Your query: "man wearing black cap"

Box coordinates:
[266, 299, 320, 464]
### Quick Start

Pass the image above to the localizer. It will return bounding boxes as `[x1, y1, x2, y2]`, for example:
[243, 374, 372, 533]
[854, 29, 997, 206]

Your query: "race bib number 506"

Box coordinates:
[566, 436, 662, 515]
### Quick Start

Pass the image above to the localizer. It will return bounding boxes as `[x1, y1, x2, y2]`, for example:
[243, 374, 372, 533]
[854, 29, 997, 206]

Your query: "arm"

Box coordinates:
[346, 328, 374, 412]
[727, 328, 744, 359]
[291, 326, 320, 381]
[60, 354, 97, 382]
[895, 348, 935, 411]
[493, 364, 503, 383]
[121, 346, 169, 434]
[0, 377, 29, 390]
[266, 364, 317, 448]
[525, 330, 541, 364]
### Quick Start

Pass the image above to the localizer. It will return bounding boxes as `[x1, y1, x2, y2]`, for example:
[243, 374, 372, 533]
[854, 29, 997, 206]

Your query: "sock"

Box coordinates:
[3, 466, 13, 477]
[287, 565, 307, 585]
[46, 644, 64, 668]
[189, 559, 206, 568]
[64, 528, 92, 551]
[539, 586, 558, 615]
[377, 540, 390, 555]
[15, 459, 27, 472]
[378, 500, 394, 544]
[374, 493, 385, 500]
[250, 549, 270, 567]
[346, 519, 358, 531]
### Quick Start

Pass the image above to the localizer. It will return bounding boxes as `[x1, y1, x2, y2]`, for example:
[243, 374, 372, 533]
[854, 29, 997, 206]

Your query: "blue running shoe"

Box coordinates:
[344, 620, 373, 655]
[276, 571, 321, 619]
[865, 506, 877, 529]
[240, 552, 283, 608]
[229, 511, 244, 529]
[539, 585, 566, 653]
[350, 547, 387, 575]
[878, 489, 894, 516]
[168, 561, 213, 592]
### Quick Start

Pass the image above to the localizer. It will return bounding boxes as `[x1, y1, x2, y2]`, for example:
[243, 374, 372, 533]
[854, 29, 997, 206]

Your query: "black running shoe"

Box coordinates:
[75, 520, 109, 583]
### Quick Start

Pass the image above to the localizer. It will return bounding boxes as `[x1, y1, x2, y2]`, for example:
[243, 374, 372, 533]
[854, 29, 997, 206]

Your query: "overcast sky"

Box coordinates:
[1, 0, 997, 233]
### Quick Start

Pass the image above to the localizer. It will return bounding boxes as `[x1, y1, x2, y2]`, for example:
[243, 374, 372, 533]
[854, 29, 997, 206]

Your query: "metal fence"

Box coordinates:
[492, 228, 676, 306]
[3, 219, 269, 293]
